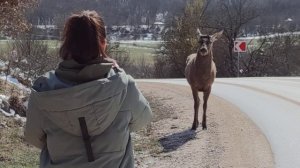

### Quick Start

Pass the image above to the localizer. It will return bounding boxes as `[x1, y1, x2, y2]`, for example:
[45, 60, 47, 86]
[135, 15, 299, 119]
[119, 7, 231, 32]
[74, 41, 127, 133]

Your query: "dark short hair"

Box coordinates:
[59, 10, 107, 64]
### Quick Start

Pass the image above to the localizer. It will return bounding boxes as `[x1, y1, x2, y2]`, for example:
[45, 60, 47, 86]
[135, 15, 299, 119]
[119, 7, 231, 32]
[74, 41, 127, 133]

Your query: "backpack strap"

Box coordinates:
[78, 117, 95, 162]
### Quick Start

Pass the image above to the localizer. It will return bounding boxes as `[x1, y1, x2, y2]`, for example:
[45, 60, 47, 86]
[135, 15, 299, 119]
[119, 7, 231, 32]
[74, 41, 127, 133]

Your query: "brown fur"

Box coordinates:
[185, 30, 223, 130]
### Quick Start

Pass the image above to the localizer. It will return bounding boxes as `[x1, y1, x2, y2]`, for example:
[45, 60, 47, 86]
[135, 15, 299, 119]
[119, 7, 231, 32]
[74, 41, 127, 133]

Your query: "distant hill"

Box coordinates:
[27, 0, 300, 34]
[28, 0, 186, 26]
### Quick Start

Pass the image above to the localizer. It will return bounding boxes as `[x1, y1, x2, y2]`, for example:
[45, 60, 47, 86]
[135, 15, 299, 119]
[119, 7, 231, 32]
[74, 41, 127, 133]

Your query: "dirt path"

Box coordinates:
[134, 82, 274, 168]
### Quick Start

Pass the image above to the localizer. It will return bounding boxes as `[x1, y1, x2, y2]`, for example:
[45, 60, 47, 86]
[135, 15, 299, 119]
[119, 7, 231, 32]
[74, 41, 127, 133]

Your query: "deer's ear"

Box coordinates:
[211, 30, 223, 42]
[197, 28, 202, 38]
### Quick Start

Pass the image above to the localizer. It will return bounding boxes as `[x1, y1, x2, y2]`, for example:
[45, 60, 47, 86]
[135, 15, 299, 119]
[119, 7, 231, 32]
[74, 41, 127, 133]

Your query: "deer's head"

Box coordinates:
[197, 29, 223, 57]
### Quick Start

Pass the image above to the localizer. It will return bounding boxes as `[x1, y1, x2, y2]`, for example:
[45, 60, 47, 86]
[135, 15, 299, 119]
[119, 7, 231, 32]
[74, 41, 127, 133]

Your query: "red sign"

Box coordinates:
[234, 41, 247, 52]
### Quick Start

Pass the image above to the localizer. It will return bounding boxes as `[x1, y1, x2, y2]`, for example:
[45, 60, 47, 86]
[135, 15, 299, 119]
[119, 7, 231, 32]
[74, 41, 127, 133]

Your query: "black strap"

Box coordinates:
[78, 117, 95, 162]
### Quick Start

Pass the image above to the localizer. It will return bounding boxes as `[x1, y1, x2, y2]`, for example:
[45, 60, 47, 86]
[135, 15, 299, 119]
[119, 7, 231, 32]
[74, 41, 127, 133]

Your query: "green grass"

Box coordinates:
[117, 42, 160, 64]
[0, 86, 4, 95]
[120, 41, 160, 49]
[0, 40, 160, 64]
[41, 40, 60, 49]
[0, 40, 10, 53]
[119, 45, 156, 64]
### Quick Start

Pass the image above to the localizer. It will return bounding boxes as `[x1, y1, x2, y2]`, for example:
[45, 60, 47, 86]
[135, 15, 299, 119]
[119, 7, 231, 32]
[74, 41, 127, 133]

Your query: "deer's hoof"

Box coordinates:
[191, 121, 199, 130]
[202, 123, 207, 130]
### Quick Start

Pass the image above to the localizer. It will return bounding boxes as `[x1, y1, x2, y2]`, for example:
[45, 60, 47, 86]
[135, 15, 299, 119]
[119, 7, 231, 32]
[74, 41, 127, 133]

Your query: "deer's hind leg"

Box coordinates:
[202, 87, 211, 130]
[191, 88, 200, 130]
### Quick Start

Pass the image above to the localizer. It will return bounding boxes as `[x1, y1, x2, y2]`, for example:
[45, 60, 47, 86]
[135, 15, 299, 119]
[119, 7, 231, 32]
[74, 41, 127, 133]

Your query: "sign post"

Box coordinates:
[234, 41, 247, 77]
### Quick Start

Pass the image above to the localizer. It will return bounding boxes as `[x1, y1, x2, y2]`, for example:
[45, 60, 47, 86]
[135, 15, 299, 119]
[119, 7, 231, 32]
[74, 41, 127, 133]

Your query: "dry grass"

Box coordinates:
[0, 82, 170, 167]
[132, 93, 175, 157]
[0, 79, 38, 167]
[0, 80, 25, 97]
[0, 115, 39, 168]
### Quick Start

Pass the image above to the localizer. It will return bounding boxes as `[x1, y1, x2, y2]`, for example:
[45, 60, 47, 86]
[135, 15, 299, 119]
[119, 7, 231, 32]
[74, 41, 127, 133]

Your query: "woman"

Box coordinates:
[25, 10, 152, 168]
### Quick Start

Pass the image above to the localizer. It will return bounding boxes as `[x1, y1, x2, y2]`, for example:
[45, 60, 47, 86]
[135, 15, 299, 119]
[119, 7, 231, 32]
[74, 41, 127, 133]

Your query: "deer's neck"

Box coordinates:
[195, 52, 213, 67]
[194, 51, 214, 78]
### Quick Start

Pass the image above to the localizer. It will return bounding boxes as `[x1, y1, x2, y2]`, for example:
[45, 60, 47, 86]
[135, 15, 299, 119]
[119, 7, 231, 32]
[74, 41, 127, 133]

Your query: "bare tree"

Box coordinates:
[241, 33, 300, 77]
[203, 0, 260, 77]
[155, 0, 208, 77]
[7, 32, 60, 86]
[0, 0, 38, 37]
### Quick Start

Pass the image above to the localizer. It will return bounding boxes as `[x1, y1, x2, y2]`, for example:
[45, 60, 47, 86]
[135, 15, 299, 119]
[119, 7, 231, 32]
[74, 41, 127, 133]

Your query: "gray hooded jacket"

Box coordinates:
[24, 60, 152, 168]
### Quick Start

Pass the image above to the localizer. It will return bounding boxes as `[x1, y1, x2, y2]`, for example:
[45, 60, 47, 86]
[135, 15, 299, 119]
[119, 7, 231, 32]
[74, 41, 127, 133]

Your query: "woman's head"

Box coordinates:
[60, 10, 107, 64]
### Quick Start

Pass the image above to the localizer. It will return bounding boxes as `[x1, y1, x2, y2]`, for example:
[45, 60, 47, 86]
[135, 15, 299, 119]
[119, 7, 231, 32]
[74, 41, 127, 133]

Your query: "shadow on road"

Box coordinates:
[159, 129, 196, 152]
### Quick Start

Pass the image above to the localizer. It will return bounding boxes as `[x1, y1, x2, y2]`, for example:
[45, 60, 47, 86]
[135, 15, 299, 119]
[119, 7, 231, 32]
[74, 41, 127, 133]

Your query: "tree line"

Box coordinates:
[2, 0, 300, 36]
[1, 0, 300, 80]
[156, 0, 300, 78]
[28, 0, 186, 26]
[26, 0, 300, 29]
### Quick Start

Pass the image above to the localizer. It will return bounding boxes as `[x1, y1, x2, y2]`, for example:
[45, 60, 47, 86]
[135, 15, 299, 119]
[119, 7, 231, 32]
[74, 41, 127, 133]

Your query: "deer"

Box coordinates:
[185, 29, 223, 130]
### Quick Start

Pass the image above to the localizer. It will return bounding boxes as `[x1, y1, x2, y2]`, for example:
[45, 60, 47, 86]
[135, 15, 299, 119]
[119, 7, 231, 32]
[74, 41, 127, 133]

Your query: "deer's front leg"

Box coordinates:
[202, 88, 211, 130]
[192, 89, 200, 130]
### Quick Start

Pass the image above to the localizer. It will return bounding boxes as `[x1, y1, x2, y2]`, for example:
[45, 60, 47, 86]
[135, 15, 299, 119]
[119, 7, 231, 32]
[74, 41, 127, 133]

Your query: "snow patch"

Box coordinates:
[115, 40, 162, 44]
[237, 31, 300, 40]
[14, 114, 26, 123]
[0, 94, 8, 101]
[0, 75, 31, 93]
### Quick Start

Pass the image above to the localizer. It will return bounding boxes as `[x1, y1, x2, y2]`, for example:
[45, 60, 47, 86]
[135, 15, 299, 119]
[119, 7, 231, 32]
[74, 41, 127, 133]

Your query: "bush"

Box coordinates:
[8, 95, 27, 117]
[240, 33, 300, 77]
[154, 0, 205, 78]
[131, 56, 155, 78]
[5, 33, 60, 86]
[108, 42, 155, 78]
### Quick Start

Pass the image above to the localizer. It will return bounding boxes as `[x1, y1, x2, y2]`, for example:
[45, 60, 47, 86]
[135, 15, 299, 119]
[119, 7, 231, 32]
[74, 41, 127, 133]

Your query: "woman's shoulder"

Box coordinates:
[32, 71, 72, 92]
[107, 67, 135, 83]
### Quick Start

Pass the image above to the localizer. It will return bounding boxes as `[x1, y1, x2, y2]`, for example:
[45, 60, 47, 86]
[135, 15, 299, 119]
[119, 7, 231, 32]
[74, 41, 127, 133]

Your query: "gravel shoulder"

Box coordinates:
[134, 82, 275, 168]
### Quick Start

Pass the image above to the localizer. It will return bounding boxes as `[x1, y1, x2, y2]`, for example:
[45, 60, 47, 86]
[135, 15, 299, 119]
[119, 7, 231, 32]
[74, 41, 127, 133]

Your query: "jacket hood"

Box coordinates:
[30, 61, 129, 137]
[55, 59, 113, 84]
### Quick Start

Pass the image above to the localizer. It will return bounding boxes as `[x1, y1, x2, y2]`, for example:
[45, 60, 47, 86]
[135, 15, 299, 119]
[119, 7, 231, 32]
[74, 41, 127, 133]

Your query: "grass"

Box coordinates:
[0, 115, 39, 168]
[119, 45, 156, 64]
[0, 40, 60, 50]
[132, 93, 176, 157]
[117, 41, 160, 64]
[0, 40, 10, 56]
[0, 83, 5, 94]
[0, 80, 26, 97]
[42, 40, 60, 49]
[0, 80, 38, 167]
[0, 40, 160, 65]
[0, 86, 169, 167]
[0, 40, 159, 167]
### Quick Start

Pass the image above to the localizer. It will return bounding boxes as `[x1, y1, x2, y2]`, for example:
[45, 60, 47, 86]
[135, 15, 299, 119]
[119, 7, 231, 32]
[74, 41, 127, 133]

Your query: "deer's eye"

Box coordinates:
[199, 41, 211, 45]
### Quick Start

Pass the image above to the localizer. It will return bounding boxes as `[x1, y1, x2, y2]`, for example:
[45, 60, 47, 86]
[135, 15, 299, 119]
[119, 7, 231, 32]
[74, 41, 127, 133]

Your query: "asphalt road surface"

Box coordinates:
[138, 77, 300, 168]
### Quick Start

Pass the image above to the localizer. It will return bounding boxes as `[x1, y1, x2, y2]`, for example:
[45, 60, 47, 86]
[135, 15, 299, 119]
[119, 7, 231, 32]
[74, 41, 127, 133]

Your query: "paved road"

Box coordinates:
[138, 77, 300, 168]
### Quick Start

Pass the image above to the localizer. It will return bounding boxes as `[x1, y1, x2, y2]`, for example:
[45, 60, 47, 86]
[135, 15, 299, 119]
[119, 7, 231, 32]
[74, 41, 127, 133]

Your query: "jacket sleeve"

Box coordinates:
[24, 94, 46, 149]
[126, 77, 152, 132]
